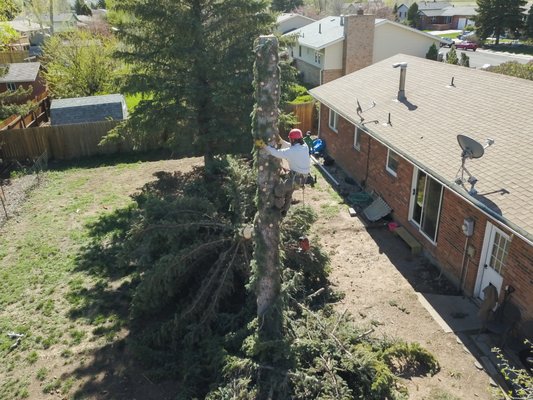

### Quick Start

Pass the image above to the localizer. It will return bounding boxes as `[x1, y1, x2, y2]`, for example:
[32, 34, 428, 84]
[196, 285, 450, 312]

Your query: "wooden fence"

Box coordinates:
[0, 51, 30, 64]
[0, 95, 50, 131]
[0, 121, 147, 161]
[286, 101, 316, 134]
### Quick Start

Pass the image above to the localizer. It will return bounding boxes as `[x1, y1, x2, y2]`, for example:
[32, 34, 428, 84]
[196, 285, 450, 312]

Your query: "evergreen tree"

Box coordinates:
[407, 2, 419, 27]
[426, 43, 439, 60]
[271, 0, 304, 12]
[393, 3, 399, 21]
[526, 4, 533, 39]
[74, 0, 92, 16]
[459, 52, 470, 67]
[475, 0, 526, 44]
[113, 0, 274, 166]
[446, 46, 459, 64]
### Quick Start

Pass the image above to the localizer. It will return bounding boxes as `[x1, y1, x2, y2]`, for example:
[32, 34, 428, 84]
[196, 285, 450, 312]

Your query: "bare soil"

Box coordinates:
[1, 157, 498, 399]
[306, 161, 496, 400]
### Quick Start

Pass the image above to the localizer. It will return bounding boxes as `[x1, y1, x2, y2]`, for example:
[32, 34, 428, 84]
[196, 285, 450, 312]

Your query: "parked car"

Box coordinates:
[455, 41, 477, 51]
[439, 37, 454, 47]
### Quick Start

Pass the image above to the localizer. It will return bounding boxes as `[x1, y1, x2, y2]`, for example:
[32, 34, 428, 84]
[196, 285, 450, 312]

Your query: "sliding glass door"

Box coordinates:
[410, 169, 443, 243]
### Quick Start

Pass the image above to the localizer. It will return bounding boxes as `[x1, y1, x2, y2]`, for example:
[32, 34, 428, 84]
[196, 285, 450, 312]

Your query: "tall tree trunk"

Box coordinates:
[252, 35, 285, 400]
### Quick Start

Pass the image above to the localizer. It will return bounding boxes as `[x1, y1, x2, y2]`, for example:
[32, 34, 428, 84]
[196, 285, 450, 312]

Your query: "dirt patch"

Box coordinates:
[305, 160, 495, 399]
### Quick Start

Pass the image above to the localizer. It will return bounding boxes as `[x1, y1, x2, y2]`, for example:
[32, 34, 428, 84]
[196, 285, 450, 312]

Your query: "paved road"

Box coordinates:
[438, 46, 532, 68]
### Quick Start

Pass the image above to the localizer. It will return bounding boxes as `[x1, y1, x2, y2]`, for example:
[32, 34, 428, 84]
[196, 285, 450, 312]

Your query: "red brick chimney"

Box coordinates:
[342, 8, 375, 76]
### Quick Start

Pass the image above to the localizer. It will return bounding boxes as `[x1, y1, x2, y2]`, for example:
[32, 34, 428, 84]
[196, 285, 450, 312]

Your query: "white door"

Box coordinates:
[457, 18, 467, 30]
[476, 223, 511, 299]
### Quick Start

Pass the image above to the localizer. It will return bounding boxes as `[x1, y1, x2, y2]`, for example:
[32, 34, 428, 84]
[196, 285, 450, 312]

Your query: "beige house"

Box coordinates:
[285, 10, 442, 86]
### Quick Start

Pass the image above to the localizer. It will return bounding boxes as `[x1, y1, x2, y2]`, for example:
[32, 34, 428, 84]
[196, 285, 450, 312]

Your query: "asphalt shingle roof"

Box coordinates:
[0, 62, 41, 83]
[309, 54, 533, 241]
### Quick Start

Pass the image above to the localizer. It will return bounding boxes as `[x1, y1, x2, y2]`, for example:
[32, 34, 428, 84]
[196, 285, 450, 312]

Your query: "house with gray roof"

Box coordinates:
[0, 62, 46, 103]
[309, 54, 533, 321]
[285, 10, 441, 86]
[398, 2, 476, 30]
[276, 13, 315, 35]
[50, 94, 128, 126]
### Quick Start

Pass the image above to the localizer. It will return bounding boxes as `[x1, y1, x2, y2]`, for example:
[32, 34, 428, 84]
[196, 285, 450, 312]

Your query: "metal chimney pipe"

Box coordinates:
[319, 23, 321, 34]
[392, 62, 408, 101]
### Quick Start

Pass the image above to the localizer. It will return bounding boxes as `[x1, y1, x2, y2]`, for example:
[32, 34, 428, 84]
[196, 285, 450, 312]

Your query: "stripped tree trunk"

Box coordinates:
[251, 35, 285, 399]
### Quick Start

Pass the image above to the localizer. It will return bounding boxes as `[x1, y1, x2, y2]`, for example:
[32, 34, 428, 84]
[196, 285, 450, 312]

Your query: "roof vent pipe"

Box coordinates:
[319, 23, 321, 34]
[340, 15, 344, 26]
[392, 62, 408, 101]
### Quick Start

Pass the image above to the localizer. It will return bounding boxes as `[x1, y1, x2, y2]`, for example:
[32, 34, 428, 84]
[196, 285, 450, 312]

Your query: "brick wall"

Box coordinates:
[322, 69, 343, 84]
[319, 103, 533, 320]
[342, 12, 375, 76]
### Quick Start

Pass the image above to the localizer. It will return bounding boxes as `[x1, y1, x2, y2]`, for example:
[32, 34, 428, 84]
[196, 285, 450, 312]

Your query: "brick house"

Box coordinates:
[285, 10, 441, 87]
[309, 54, 533, 320]
[0, 62, 46, 103]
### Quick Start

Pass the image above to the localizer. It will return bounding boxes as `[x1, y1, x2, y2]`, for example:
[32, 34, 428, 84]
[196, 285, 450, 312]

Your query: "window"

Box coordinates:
[489, 231, 510, 274]
[314, 51, 321, 64]
[7, 83, 16, 91]
[353, 127, 361, 150]
[410, 169, 443, 242]
[298, 45, 302, 57]
[328, 109, 338, 132]
[386, 149, 399, 176]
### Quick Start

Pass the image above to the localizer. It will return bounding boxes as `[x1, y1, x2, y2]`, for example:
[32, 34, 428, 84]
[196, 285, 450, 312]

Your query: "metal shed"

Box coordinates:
[50, 94, 128, 126]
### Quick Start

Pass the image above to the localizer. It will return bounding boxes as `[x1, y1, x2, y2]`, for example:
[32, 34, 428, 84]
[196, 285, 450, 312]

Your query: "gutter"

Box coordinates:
[311, 95, 533, 247]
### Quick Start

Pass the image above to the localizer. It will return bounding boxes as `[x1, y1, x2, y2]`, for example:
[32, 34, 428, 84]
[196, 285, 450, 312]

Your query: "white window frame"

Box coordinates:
[408, 167, 444, 244]
[353, 126, 361, 151]
[386, 149, 399, 176]
[328, 109, 338, 132]
[7, 82, 16, 91]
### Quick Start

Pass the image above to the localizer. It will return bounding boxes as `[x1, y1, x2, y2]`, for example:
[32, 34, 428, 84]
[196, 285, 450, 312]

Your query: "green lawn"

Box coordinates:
[0, 157, 181, 399]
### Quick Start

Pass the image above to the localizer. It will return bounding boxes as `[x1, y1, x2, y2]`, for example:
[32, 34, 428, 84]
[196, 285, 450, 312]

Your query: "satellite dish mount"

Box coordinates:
[454, 134, 494, 195]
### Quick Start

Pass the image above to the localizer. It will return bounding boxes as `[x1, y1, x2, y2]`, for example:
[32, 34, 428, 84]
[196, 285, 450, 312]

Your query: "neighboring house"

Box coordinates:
[7, 17, 49, 36]
[309, 54, 533, 320]
[50, 94, 128, 126]
[285, 10, 441, 86]
[396, 3, 409, 22]
[342, 2, 363, 15]
[0, 62, 46, 103]
[403, 1, 476, 30]
[276, 13, 315, 35]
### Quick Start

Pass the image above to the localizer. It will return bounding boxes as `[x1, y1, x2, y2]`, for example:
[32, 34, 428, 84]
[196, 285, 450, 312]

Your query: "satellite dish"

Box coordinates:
[457, 134, 484, 159]
[455, 134, 495, 196]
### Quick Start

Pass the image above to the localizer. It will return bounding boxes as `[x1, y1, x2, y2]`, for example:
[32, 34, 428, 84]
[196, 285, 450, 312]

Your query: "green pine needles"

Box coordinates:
[78, 156, 439, 398]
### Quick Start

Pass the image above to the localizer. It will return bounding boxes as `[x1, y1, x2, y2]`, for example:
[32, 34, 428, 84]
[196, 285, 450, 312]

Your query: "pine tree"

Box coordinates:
[426, 43, 439, 61]
[446, 46, 459, 64]
[251, 35, 288, 399]
[271, 0, 304, 12]
[113, 0, 274, 166]
[475, 0, 526, 44]
[407, 2, 419, 28]
[459, 52, 470, 67]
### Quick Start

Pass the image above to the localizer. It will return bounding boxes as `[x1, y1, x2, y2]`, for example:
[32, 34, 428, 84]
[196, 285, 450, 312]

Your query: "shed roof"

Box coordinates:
[51, 94, 125, 109]
[310, 54, 533, 242]
[0, 62, 41, 83]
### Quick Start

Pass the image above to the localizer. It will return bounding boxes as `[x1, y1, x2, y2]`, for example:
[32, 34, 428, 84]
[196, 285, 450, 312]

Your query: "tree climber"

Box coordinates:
[263, 128, 311, 215]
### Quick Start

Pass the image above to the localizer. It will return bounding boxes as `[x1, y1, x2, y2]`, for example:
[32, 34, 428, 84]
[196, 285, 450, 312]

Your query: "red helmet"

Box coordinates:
[288, 128, 303, 140]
